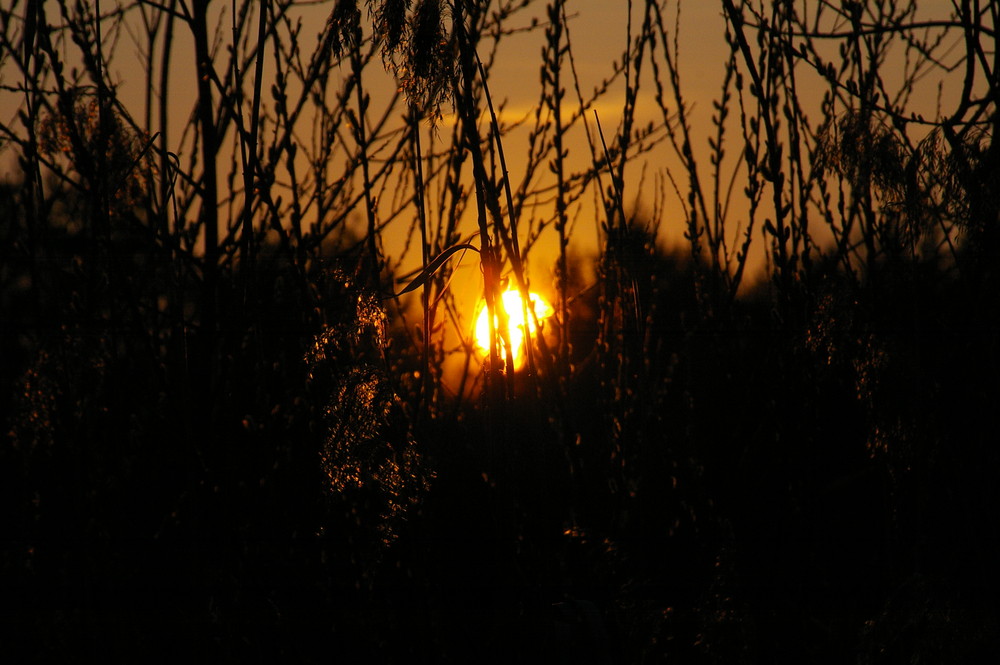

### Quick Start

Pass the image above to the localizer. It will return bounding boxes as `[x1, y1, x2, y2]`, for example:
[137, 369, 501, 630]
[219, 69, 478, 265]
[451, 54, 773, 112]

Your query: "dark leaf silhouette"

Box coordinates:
[394, 242, 479, 296]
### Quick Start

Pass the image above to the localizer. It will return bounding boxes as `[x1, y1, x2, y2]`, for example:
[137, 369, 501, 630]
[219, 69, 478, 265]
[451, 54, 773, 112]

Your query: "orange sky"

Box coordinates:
[0, 0, 970, 332]
[0, 0, 975, 394]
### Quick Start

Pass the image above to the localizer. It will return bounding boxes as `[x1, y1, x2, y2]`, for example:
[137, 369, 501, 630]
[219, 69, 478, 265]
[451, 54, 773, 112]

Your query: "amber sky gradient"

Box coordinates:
[0, 0, 968, 313]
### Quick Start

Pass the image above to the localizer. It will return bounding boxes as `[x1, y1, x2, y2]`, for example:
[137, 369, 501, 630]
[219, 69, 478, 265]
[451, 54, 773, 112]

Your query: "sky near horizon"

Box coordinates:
[0, 0, 969, 296]
[0, 0, 976, 393]
[0, 1, 735, 291]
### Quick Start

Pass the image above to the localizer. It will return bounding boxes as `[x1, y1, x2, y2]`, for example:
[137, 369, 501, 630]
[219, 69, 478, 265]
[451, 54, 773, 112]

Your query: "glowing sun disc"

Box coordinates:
[474, 287, 553, 368]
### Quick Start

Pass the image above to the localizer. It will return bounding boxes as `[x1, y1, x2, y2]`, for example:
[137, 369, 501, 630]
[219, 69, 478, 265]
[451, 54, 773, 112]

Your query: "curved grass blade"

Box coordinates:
[395, 243, 479, 297]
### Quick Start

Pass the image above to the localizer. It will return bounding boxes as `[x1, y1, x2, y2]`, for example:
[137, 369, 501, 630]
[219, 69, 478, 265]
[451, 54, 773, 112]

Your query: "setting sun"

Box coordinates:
[474, 287, 553, 369]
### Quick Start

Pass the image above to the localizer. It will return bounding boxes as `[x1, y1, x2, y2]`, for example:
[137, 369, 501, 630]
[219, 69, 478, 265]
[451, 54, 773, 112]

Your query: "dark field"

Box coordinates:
[2, 1, 999, 662]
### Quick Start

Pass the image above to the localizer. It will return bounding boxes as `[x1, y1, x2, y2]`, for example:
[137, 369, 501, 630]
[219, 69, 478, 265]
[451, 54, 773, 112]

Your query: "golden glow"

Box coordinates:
[474, 287, 554, 369]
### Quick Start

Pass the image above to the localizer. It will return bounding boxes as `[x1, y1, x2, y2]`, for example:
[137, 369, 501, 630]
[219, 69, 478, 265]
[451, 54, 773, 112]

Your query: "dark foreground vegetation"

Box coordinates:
[2, 1, 998, 662]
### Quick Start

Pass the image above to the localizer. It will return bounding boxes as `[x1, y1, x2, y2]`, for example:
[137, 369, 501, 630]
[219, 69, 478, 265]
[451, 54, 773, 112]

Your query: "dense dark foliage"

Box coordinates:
[2, 1, 999, 663]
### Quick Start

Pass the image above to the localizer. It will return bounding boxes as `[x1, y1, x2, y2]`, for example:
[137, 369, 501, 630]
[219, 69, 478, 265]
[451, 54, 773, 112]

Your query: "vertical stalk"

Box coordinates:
[94, 0, 106, 239]
[159, 0, 177, 238]
[241, 0, 267, 303]
[723, 0, 791, 293]
[411, 107, 434, 417]
[546, 0, 570, 369]
[454, 0, 506, 400]
[192, 0, 219, 352]
[476, 54, 535, 377]
[351, 35, 381, 292]
[21, 0, 44, 322]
